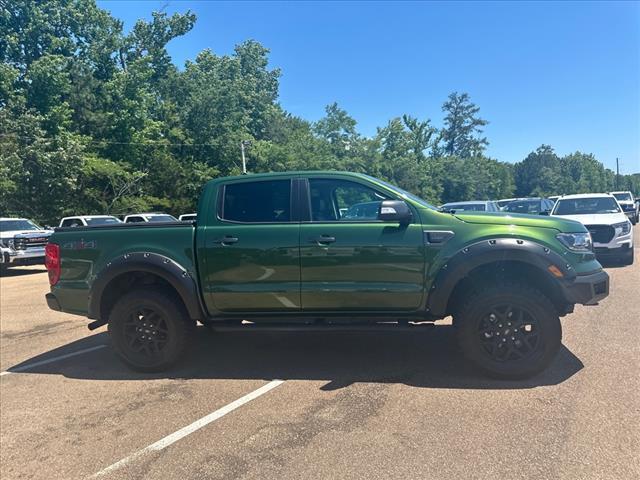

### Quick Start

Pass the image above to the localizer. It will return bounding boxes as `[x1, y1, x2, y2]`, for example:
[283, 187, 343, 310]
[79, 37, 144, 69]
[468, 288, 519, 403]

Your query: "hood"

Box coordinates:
[0, 229, 53, 239]
[551, 212, 628, 226]
[451, 211, 586, 232]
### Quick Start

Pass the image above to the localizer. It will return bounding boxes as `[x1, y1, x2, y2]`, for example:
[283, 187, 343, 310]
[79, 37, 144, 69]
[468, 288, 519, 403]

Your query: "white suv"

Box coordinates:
[610, 191, 638, 225]
[551, 194, 634, 265]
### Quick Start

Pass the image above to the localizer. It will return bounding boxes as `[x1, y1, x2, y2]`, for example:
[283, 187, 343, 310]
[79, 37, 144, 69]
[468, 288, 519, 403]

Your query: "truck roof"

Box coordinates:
[205, 170, 368, 184]
[558, 193, 614, 199]
[61, 215, 118, 220]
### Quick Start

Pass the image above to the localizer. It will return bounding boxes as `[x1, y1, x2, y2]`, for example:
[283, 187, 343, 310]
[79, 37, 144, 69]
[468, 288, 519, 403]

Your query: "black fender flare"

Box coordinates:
[426, 238, 577, 316]
[88, 252, 204, 321]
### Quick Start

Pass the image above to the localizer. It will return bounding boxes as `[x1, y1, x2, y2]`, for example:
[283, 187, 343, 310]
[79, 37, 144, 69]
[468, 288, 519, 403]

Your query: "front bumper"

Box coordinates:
[562, 269, 609, 306]
[4, 247, 46, 265]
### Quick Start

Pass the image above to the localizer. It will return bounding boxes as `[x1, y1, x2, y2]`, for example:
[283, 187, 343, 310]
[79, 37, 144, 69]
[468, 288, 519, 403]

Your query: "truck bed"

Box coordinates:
[51, 222, 197, 315]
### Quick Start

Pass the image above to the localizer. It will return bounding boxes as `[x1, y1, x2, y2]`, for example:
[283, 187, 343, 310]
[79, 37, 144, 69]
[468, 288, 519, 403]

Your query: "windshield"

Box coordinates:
[362, 174, 437, 210]
[554, 197, 621, 215]
[504, 200, 542, 214]
[0, 219, 42, 231]
[146, 215, 178, 223]
[442, 203, 486, 212]
[612, 193, 632, 202]
[85, 217, 121, 225]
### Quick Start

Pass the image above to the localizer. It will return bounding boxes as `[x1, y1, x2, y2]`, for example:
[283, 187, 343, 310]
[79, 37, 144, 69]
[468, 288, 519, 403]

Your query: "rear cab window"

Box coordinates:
[220, 179, 292, 223]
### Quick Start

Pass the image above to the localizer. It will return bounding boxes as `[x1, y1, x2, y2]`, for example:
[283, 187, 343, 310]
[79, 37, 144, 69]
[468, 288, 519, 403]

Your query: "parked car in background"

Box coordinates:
[179, 213, 197, 222]
[59, 215, 122, 228]
[0, 218, 53, 269]
[610, 191, 638, 225]
[496, 198, 516, 210]
[123, 213, 178, 223]
[551, 194, 634, 265]
[440, 201, 500, 212]
[503, 198, 555, 215]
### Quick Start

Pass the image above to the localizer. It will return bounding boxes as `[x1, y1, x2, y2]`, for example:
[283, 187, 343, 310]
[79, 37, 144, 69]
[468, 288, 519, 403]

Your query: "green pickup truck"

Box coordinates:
[45, 171, 609, 378]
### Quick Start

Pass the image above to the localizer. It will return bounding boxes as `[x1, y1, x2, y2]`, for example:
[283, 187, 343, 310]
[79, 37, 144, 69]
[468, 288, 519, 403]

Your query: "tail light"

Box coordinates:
[45, 243, 60, 286]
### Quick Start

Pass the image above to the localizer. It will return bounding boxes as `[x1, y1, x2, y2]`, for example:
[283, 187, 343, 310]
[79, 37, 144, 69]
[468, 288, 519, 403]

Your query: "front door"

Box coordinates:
[199, 178, 301, 313]
[299, 177, 426, 311]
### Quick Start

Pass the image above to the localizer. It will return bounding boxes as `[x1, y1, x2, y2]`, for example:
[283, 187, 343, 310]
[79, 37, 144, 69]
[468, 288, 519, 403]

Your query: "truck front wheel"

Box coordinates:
[454, 283, 562, 379]
[108, 288, 192, 372]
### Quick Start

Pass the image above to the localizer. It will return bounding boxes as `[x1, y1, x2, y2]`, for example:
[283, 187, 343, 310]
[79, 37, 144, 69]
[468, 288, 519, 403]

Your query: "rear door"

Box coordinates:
[199, 177, 302, 313]
[299, 176, 426, 312]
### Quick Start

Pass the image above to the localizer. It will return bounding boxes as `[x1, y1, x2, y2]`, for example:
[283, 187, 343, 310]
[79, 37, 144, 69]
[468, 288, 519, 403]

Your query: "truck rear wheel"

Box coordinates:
[108, 288, 192, 372]
[454, 283, 561, 379]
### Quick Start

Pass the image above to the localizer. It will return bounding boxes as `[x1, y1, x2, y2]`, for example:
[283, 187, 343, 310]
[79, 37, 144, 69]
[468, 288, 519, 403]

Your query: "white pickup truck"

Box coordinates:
[611, 191, 638, 225]
[0, 218, 53, 269]
[551, 194, 634, 265]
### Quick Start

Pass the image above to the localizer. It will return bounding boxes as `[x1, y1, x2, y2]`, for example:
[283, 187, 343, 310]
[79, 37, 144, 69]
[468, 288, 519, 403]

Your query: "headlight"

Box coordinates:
[612, 221, 631, 235]
[0, 238, 13, 249]
[556, 232, 592, 252]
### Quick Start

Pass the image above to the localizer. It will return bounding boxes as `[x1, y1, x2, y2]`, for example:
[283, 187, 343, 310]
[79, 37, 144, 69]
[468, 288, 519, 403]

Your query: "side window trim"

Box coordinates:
[217, 178, 295, 224]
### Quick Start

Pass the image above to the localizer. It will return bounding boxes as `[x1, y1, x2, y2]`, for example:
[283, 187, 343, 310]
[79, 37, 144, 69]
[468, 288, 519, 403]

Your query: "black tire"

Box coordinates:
[108, 288, 193, 372]
[454, 283, 561, 379]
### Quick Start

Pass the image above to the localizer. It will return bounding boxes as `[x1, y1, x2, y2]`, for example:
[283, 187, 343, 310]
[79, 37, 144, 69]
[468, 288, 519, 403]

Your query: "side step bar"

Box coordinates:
[206, 322, 436, 333]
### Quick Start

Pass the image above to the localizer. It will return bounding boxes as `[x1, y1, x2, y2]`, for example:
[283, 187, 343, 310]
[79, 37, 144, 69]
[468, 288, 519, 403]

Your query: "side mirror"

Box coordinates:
[539, 210, 550, 216]
[378, 200, 412, 224]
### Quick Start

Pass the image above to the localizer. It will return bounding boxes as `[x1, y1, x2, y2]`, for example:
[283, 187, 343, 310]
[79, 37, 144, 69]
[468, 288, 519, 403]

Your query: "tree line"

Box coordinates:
[1, 1, 638, 225]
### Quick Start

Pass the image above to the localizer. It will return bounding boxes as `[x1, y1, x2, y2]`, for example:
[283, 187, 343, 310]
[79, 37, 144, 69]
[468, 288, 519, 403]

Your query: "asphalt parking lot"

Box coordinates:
[1, 230, 639, 480]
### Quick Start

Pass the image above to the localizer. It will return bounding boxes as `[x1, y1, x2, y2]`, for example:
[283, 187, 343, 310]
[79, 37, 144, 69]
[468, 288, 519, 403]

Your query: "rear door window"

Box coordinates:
[221, 180, 291, 223]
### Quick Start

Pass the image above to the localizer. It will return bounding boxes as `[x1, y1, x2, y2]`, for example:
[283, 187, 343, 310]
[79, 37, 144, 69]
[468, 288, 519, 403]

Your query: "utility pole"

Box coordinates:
[616, 157, 619, 190]
[240, 140, 251, 174]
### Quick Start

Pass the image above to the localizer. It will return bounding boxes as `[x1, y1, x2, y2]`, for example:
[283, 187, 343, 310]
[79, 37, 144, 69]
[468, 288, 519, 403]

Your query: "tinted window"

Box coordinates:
[126, 216, 144, 223]
[146, 215, 177, 223]
[505, 200, 542, 214]
[222, 180, 291, 223]
[554, 197, 621, 215]
[309, 179, 389, 221]
[613, 193, 632, 202]
[85, 217, 121, 225]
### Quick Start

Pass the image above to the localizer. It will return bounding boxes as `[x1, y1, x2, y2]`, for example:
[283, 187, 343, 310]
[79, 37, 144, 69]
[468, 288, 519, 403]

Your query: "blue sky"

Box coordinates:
[98, 1, 639, 173]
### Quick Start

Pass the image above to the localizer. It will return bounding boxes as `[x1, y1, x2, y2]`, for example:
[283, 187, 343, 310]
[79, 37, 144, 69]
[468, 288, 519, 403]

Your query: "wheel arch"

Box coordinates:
[427, 238, 575, 317]
[88, 252, 204, 322]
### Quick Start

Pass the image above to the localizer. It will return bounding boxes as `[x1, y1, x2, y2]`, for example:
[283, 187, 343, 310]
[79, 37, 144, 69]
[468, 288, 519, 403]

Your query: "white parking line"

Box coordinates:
[0, 345, 107, 376]
[91, 379, 285, 478]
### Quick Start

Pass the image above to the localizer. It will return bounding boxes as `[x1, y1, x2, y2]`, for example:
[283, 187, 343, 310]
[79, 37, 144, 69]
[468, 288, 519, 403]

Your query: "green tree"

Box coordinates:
[440, 92, 488, 158]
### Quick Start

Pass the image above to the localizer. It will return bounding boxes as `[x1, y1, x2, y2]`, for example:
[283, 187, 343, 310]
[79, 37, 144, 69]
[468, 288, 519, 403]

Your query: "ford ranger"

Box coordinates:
[45, 172, 610, 379]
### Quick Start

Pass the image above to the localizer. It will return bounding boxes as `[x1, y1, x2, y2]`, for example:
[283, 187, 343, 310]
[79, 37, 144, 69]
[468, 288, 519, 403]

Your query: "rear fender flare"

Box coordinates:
[88, 252, 203, 320]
